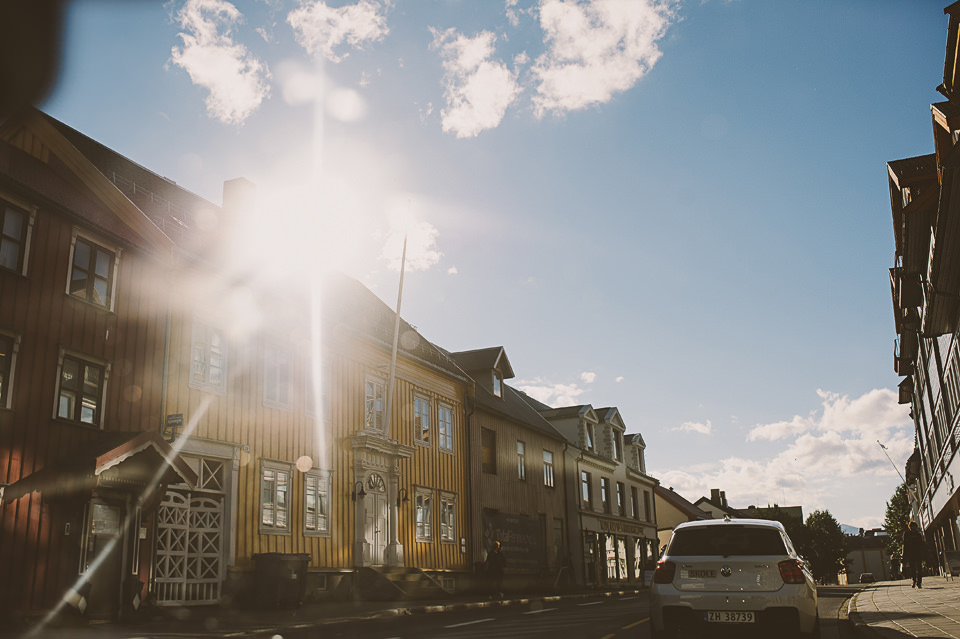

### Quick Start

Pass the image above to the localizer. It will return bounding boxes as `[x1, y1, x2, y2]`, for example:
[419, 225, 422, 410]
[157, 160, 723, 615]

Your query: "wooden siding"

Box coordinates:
[0, 189, 170, 613]
[161, 278, 471, 575]
[467, 408, 568, 570]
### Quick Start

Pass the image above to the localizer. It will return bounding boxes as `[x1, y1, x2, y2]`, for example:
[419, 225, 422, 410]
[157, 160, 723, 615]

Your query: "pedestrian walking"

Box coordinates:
[485, 540, 507, 598]
[902, 520, 926, 588]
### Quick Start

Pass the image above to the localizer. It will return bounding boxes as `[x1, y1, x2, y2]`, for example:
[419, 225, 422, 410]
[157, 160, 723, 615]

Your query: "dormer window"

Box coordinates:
[492, 371, 503, 397]
[613, 431, 623, 461]
[585, 423, 595, 451]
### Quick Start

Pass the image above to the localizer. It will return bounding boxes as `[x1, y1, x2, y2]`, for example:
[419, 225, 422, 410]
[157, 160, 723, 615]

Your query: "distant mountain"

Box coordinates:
[841, 524, 863, 536]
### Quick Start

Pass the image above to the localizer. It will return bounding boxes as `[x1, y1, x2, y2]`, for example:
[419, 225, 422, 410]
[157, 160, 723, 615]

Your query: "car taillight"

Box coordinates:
[653, 560, 676, 584]
[778, 559, 805, 584]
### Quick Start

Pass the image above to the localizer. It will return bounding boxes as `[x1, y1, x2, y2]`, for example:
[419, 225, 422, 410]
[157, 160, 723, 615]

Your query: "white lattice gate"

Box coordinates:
[154, 487, 224, 604]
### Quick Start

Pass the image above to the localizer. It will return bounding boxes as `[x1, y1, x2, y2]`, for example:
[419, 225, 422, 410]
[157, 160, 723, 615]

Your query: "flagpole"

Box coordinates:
[383, 233, 407, 439]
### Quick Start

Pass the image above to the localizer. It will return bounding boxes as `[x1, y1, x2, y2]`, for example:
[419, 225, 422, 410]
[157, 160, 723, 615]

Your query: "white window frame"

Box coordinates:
[601, 477, 611, 513]
[54, 347, 110, 428]
[259, 460, 292, 535]
[0, 194, 36, 277]
[190, 319, 227, 394]
[66, 228, 120, 311]
[613, 431, 623, 461]
[517, 441, 526, 480]
[584, 423, 595, 451]
[543, 450, 555, 487]
[304, 469, 333, 537]
[439, 492, 456, 543]
[0, 329, 21, 410]
[437, 403, 454, 452]
[364, 376, 385, 432]
[415, 486, 433, 542]
[263, 340, 292, 410]
[581, 471, 592, 508]
[492, 371, 503, 397]
[414, 394, 431, 445]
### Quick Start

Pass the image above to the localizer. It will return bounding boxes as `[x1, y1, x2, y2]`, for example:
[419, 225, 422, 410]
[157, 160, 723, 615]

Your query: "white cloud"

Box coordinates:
[615, 376, 624, 383]
[516, 377, 586, 406]
[653, 387, 914, 527]
[447, 266, 459, 275]
[170, 0, 271, 125]
[380, 220, 443, 272]
[530, 0, 677, 117]
[288, 0, 389, 63]
[748, 388, 909, 442]
[580, 371, 596, 384]
[673, 420, 712, 435]
[432, 28, 522, 138]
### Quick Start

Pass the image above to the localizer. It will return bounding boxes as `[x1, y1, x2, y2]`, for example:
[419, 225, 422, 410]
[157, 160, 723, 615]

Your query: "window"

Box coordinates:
[584, 423, 595, 451]
[440, 493, 456, 542]
[643, 490, 652, 523]
[0, 331, 19, 409]
[415, 488, 433, 542]
[613, 432, 623, 461]
[414, 395, 431, 444]
[0, 199, 32, 274]
[617, 482, 626, 516]
[438, 403, 453, 451]
[304, 470, 331, 536]
[69, 234, 117, 309]
[57, 352, 108, 426]
[263, 342, 291, 409]
[601, 477, 611, 513]
[481, 428, 497, 474]
[631, 487, 640, 520]
[543, 450, 554, 487]
[492, 371, 503, 397]
[517, 441, 526, 480]
[365, 377, 385, 431]
[190, 320, 226, 393]
[260, 461, 291, 534]
[581, 471, 592, 507]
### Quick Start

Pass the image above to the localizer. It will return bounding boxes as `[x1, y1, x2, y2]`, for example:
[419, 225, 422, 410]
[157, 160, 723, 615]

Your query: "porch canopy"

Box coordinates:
[1, 431, 197, 505]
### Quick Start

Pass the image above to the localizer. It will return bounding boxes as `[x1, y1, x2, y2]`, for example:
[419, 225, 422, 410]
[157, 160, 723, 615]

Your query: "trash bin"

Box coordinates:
[253, 553, 310, 608]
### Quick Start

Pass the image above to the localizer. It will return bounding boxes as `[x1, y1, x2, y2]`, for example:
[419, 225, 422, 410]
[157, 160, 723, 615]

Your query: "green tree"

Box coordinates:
[753, 505, 809, 555]
[805, 509, 848, 583]
[883, 482, 911, 559]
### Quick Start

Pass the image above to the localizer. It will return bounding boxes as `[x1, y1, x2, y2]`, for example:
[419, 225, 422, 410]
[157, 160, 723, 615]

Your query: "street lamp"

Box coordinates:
[351, 480, 366, 501]
[397, 487, 409, 507]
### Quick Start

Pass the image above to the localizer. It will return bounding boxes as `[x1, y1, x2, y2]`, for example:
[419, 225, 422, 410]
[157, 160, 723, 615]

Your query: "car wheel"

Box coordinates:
[801, 614, 821, 639]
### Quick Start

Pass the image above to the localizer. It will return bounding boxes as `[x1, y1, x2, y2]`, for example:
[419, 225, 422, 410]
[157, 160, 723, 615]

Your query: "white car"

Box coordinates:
[650, 517, 819, 638]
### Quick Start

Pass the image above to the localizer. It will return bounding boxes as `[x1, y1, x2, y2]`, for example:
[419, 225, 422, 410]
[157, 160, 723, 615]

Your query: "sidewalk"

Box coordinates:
[851, 576, 960, 638]
[2, 588, 642, 639]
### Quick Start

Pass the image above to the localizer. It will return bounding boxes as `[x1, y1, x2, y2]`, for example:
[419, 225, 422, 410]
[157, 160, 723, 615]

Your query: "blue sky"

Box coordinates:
[41, 0, 946, 529]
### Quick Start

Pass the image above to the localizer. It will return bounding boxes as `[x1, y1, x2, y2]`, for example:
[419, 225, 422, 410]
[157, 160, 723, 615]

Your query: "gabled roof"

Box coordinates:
[471, 382, 567, 442]
[449, 346, 515, 379]
[0, 108, 178, 254]
[323, 272, 470, 383]
[538, 404, 598, 423]
[694, 495, 746, 518]
[655, 485, 708, 521]
[627, 432, 646, 448]
[1, 431, 197, 504]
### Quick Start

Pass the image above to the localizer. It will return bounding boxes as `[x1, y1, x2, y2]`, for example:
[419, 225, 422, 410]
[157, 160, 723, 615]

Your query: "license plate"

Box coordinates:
[706, 611, 755, 624]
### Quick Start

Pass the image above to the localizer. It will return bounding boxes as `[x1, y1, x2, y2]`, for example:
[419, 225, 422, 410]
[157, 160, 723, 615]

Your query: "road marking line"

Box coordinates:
[522, 608, 559, 615]
[623, 619, 649, 629]
[444, 618, 495, 628]
[577, 601, 604, 606]
[618, 596, 640, 601]
[600, 634, 615, 639]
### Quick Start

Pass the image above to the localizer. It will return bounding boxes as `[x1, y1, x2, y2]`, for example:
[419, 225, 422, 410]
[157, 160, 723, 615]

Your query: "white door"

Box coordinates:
[365, 493, 388, 565]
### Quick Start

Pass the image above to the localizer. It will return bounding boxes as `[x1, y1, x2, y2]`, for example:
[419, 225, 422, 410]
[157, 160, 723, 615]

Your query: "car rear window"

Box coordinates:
[667, 525, 787, 556]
